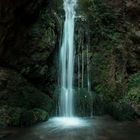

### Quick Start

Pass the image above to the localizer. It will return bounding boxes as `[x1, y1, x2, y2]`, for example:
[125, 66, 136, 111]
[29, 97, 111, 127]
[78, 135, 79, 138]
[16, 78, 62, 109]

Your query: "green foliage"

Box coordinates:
[124, 73, 140, 104]
[20, 8, 57, 76]
[127, 88, 140, 103]
[31, 11, 55, 46]
[92, 49, 116, 102]
[128, 73, 140, 89]
[79, 0, 122, 42]
[0, 106, 49, 128]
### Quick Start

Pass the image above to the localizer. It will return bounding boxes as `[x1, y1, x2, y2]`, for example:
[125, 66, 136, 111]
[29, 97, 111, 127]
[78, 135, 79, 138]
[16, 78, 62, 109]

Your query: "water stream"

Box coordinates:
[59, 0, 77, 117]
[54, 0, 90, 127]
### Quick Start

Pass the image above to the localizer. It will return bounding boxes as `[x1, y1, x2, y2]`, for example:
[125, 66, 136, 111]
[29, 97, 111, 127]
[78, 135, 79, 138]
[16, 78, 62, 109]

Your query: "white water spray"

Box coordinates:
[60, 0, 77, 117]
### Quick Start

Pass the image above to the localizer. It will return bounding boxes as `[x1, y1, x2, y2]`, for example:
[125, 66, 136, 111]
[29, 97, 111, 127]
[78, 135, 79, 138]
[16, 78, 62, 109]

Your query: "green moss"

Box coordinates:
[124, 73, 140, 104]
[0, 84, 53, 113]
[0, 106, 49, 128]
[128, 73, 140, 89]
[20, 86, 53, 112]
[77, 0, 124, 103]
[75, 0, 140, 121]
[0, 68, 53, 127]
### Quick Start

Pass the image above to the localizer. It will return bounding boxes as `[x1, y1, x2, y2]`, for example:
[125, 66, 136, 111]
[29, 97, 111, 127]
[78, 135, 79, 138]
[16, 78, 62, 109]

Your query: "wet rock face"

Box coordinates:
[0, 0, 44, 54]
[74, 0, 140, 119]
[126, 0, 140, 21]
[0, 0, 60, 127]
[0, 67, 53, 110]
[0, 0, 60, 96]
[125, 0, 140, 74]
[105, 0, 124, 9]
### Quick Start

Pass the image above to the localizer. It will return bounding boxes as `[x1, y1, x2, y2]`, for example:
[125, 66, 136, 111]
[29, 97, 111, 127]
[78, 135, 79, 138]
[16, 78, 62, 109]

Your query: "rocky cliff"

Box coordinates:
[0, 0, 139, 127]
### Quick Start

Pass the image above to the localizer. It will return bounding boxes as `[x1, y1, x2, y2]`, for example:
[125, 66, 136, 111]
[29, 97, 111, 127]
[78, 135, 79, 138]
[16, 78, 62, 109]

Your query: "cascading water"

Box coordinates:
[59, 0, 77, 117]
[47, 0, 90, 128]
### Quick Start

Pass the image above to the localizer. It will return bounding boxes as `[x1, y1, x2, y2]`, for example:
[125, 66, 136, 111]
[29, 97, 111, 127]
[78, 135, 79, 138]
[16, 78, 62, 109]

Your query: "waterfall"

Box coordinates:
[49, 0, 90, 127]
[86, 43, 90, 92]
[59, 0, 77, 117]
[86, 43, 93, 117]
[81, 44, 84, 88]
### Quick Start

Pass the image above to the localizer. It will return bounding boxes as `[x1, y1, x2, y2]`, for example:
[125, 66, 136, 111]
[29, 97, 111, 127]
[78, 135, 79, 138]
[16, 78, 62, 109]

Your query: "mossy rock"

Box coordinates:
[0, 67, 53, 127]
[125, 73, 140, 104]
[0, 67, 53, 113]
[21, 108, 48, 126]
[0, 105, 24, 128]
[18, 86, 53, 113]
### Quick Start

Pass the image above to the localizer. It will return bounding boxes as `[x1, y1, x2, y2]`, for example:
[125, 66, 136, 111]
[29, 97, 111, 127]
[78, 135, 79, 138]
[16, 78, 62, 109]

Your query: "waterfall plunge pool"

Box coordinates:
[1, 116, 140, 140]
[46, 117, 90, 128]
